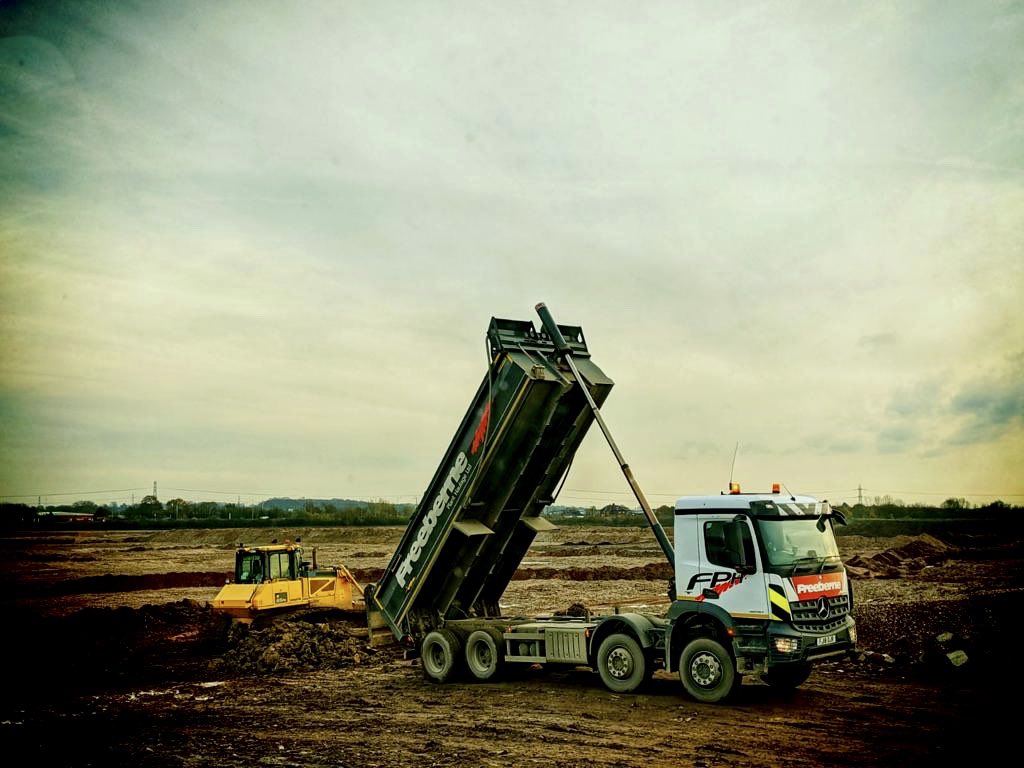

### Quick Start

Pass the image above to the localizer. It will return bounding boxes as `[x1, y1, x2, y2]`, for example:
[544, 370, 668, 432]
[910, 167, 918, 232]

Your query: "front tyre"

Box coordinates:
[421, 629, 462, 683]
[597, 632, 647, 693]
[679, 637, 736, 703]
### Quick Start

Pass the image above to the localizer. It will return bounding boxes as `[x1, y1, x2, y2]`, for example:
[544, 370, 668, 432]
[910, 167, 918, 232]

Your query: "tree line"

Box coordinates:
[1, 496, 1018, 531]
[0, 496, 414, 529]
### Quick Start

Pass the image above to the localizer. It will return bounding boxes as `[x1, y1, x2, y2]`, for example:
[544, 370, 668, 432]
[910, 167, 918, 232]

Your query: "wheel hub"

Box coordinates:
[690, 651, 722, 687]
[607, 646, 633, 679]
[429, 645, 445, 669]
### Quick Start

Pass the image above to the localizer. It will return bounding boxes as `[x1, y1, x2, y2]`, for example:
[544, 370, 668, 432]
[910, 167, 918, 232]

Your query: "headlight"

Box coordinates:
[849, 625, 857, 644]
[773, 637, 800, 654]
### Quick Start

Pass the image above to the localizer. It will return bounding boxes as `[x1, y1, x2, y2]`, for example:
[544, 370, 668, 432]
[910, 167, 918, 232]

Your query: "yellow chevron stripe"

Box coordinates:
[768, 588, 790, 622]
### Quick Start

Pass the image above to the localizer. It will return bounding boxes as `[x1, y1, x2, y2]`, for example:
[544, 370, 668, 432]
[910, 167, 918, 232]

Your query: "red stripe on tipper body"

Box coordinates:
[471, 402, 491, 455]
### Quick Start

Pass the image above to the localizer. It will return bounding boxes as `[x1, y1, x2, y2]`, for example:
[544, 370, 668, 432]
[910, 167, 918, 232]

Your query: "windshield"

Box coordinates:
[756, 518, 841, 568]
[236, 553, 265, 583]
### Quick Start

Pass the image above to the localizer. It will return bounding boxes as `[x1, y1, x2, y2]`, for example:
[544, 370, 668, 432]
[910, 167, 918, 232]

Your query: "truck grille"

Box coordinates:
[791, 595, 849, 633]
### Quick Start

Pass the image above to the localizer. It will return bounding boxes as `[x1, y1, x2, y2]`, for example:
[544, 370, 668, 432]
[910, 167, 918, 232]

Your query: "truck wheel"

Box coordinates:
[761, 662, 812, 690]
[597, 633, 647, 693]
[464, 629, 505, 681]
[679, 637, 736, 703]
[421, 629, 462, 683]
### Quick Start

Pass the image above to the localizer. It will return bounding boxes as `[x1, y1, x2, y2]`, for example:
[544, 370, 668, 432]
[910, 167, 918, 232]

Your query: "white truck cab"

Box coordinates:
[666, 485, 857, 700]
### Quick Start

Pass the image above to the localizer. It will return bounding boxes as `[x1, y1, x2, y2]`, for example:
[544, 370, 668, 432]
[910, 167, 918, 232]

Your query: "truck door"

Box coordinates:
[694, 514, 770, 620]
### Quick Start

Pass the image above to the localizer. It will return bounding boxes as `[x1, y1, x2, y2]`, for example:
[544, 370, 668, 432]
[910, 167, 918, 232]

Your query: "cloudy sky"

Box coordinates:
[1, 1, 1021, 509]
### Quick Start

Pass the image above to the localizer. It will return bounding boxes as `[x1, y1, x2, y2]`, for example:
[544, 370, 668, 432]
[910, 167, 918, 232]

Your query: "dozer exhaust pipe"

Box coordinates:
[535, 302, 675, 567]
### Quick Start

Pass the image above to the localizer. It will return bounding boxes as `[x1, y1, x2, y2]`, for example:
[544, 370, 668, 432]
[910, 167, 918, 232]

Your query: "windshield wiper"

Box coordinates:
[817, 554, 842, 573]
[787, 556, 820, 575]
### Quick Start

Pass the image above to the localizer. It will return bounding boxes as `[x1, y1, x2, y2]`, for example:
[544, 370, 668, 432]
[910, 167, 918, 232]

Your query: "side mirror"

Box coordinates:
[832, 509, 848, 526]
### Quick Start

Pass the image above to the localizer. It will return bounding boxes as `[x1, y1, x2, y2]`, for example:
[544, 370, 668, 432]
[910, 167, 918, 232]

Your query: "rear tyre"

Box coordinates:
[421, 629, 462, 683]
[761, 662, 812, 690]
[597, 633, 647, 693]
[678, 637, 736, 703]
[465, 629, 505, 681]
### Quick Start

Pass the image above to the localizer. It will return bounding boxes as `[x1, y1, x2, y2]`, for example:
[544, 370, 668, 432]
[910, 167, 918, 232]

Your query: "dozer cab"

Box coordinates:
[212, 539, 365, 623]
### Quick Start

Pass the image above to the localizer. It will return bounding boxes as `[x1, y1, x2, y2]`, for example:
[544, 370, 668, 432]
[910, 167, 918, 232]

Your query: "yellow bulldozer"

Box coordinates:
[212, 539, 365, 623]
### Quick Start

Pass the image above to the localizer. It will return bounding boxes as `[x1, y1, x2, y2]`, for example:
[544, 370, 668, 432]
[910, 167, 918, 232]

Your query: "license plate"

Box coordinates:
[816, 634, 837, 646]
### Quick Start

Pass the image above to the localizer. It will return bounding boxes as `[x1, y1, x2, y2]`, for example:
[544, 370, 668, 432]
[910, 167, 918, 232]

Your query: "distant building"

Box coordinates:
[43, 510, 95, 523]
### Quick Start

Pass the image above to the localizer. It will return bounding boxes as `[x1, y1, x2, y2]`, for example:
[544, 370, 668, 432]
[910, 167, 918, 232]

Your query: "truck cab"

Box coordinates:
[668, 485, 857, 700]
[234, 543, 301, 584]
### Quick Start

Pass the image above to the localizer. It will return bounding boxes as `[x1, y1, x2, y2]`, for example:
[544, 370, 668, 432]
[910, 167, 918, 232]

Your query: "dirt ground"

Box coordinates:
[2, 524, 1021, 767]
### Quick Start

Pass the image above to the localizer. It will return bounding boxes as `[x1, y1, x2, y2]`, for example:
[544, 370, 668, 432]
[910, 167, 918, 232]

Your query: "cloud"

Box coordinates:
[885, 380, 945, 419]
[1, 1, 1022, 502]
[948, 362, 1024, 446]
[872, 352, 1024, 458]
[812, 433, 866, 456]
[859, 333, 898, 350]
[0, 35, 75, 96]
[876, 425, 919, 455]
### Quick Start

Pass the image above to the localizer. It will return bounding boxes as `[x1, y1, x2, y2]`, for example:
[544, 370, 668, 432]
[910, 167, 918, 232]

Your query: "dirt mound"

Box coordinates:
[554, 602, 590, 617]
[853, 589, 1018, 674]
[846, 533, 955, 578]
[352, 567, 384, 582]
[215, 618, 387, 675]
[4, 598, 396, 693]
[5, 599, 232, 692]
[844, 532, 1024, 580]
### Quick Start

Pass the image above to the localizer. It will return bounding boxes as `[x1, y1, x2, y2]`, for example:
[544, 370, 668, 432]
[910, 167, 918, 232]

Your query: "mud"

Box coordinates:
[2, 525, 1019, 767]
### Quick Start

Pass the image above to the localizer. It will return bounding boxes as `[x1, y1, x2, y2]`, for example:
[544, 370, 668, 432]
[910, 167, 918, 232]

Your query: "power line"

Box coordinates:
[163, 487, 278, 497]
[0, 487, 147, 500]
[563, 487, 681, 497]
[859, 489, 1024, 497]
[162, 487, 421, 501]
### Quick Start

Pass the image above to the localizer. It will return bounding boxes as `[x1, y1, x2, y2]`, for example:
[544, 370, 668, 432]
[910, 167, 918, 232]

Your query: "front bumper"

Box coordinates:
[766, 615, 857, 666]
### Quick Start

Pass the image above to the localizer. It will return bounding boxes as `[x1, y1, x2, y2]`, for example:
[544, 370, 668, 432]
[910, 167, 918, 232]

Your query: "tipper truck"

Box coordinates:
[366, 303, 856, 702]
